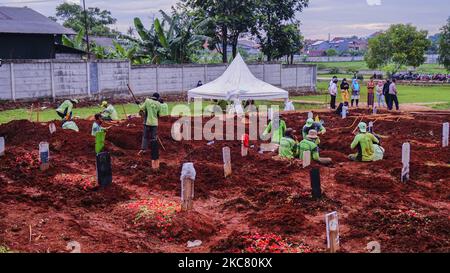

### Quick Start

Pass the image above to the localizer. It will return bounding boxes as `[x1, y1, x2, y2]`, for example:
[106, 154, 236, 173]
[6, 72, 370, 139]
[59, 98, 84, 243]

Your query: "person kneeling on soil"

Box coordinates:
[302, 118, 326, 145]
[348, 122, 384, 162]
[100, 101, 119, 121]
[263, 115, 287, 144]
[298, 130, 332, 165]
[138, 93, 162, 159]
[279, 128, 298, 159]
[56, 99, 78, 121]
[91, 114, 111, 136]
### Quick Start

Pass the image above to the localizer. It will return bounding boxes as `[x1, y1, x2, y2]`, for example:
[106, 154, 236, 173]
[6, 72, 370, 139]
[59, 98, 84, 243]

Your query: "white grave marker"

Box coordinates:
[368, 121, 374, 133]
[49, 123, 56, 134]
[325, 211, 340, 253]
[0, 137, 4, 156]
[223, 147, 232, 178]
[39, 141, 50, 171]
[401, 142, 410, 182]
[342, 106, 348, 119]
[443, 122, 449, 148]
[307, 111, 314, 120]
[373, 106, 377, 115]
[303, 151, 311, 168]
[180, 163, 196, 211]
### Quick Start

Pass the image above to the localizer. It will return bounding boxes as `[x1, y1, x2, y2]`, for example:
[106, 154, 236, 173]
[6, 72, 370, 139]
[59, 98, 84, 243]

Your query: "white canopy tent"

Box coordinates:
[188, 53, 289, 102]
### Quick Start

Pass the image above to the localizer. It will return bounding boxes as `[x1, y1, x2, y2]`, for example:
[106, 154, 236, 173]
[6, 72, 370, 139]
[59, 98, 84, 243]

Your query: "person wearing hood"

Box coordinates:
[348, 122, 381, 162]
[262, 115, 287, 144]
[138, 93, 162, 167]
[100, 101, 119, 121]
[298, 130, 332, 165]
[329, 76, 338, 110]
[340, 79, 350, 106]
[279, 128, 298, 159]
[56, 99, 78, 121]
[376, 80, 386, 108]
[351, 79, 361, 108]
[302, 118, 326, 145]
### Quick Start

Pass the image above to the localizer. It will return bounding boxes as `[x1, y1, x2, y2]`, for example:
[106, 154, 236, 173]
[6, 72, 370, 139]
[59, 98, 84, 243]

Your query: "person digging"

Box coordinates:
[279, 128, 299, 159]
[298, 130, 332, 165]
[138, 93, 162, 169]
[262, 115, 287, 144]
[100, 101, 119, 121]
[56, 99, 78, 121]
[302, 118, 326, 145]
[348, 122, 384, 162]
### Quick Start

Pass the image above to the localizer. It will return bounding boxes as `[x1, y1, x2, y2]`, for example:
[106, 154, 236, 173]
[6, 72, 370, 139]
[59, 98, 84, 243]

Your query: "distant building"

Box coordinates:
[305, 36, 368, 56]
[0, 6, 85, 59]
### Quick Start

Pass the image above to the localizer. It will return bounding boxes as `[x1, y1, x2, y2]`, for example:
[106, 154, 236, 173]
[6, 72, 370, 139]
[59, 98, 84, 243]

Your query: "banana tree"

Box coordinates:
[62, 29, 86, 51]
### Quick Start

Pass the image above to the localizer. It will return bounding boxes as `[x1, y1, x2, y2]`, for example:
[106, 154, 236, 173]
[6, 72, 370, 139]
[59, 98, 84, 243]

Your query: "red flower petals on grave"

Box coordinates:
[240, 232, 311, 253]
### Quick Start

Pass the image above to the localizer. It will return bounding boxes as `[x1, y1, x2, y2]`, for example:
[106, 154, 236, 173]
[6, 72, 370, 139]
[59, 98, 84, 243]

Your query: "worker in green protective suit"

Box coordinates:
[348, 122, 382, 162]
[262, 115, 287, 144]
[56, 99, 78, 121]
[302, 118, 326, 144]
[100, 101, 119, 121]
[138, 93, 162, 163]
[279, 128, 298, 159]
[298, 130, 332, 165]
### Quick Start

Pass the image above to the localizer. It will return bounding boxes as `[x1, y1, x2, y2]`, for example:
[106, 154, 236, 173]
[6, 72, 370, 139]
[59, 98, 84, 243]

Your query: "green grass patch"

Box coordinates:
[431, 102, 450, 110]
[309, 61, 448, 74]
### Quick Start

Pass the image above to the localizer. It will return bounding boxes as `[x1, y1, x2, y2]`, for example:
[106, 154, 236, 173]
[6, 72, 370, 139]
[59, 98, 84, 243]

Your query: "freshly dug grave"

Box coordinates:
[0, 108, 448, 253]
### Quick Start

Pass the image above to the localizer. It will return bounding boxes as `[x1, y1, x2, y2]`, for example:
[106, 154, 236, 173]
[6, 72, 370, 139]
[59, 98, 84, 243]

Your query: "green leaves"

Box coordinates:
[438, 17, 450, 71]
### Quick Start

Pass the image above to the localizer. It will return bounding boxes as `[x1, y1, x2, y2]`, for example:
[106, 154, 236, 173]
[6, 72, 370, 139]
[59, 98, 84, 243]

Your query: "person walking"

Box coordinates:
[340, 78, 350, 106]
[389, 79, 399, 111]
[376, 80, 386, 108]
[367, 77, 375, 109]
[351, 79, 361, 108]
[383, 79, 391, 109]
[329, 76, 338, 110]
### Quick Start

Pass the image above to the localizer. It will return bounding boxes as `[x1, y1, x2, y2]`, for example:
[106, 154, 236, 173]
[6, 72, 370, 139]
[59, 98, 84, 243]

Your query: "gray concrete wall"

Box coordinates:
[0, 60, 316, 101]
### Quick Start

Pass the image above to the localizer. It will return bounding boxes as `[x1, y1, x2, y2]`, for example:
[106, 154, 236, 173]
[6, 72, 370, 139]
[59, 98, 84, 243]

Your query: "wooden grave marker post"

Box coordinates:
[181, 163, 196, 211]
[302, 151, 311, 168]
[325, 211, 340, 253]
[39, 142, 50, 171]
[443, 122, 449, 148]
[310, 168, 322, 199]
[401, 142, 410, 182]
[223, 146, 232, 178]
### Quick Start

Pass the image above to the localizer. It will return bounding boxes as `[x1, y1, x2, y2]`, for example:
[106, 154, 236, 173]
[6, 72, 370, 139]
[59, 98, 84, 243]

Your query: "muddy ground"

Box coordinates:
[0, 108, 449, 253]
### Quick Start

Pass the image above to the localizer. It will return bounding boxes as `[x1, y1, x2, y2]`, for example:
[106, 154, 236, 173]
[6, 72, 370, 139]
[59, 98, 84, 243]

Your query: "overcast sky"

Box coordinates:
[1, 0, 448, 39]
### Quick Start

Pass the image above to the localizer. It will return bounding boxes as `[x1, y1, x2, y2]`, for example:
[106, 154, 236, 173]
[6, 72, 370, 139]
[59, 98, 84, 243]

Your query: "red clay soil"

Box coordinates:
[0, 109, 449, 253]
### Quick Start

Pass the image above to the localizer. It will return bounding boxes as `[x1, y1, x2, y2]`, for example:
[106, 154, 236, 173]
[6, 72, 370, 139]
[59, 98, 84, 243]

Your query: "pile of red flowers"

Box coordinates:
[125, 198, 180, 238]
[54, 174, 97, 190]
[15, 152, 39, 169]
[241, 233, 311, 253]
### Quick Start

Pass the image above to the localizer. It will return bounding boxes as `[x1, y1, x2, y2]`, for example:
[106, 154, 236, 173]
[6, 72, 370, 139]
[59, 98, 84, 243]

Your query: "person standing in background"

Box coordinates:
[376, 80, 386, 108]
[351, 79, 361, 108]
[367, 77, 375, 109]
[340, 78, 350, 106]
[329, 76, 338, 110]
[383, 79, 391, 109]
[389, 79, 400, 111]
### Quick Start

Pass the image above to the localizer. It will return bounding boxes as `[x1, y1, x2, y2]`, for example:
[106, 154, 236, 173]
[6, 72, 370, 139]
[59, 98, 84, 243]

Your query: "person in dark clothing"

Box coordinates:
[340, 79, 350, 106]
[383, 79, 391, 109]
[197, 80, 203, 87]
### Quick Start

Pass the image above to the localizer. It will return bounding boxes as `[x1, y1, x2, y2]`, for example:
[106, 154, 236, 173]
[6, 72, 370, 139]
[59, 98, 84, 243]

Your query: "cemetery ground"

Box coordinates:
[0, 107, 449, 253]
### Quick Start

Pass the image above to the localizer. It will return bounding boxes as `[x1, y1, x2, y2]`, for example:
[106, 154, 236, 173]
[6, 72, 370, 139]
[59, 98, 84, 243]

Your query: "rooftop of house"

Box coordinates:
[0, 6, 74, 35]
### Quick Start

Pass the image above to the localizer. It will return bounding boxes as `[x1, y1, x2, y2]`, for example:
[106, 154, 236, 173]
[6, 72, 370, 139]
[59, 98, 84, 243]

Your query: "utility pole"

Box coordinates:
[82, 0, 90, 59]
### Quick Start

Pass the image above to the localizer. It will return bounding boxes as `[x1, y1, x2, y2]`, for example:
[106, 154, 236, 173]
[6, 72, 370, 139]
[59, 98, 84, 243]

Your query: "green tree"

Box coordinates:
[62, 29, 86, 51]
[326, 48, 338, 57]
[438, 17, 450, 71]
[54, 2, 119, 37]
[260, 23, 303, 64]
[365, 24, 431, 73]
[256, 0, 309, 61]
[186, 0, 258, 63]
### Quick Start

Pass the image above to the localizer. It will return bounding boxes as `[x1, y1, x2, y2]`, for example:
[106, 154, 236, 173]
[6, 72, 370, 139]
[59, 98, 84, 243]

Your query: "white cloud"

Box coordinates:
[366, 0, 382, 6]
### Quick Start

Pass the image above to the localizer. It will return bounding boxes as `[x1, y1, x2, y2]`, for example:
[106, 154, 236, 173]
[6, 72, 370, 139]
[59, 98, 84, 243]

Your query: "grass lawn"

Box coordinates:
[293, 81, 450, 104]
[0, 101, 323, 125]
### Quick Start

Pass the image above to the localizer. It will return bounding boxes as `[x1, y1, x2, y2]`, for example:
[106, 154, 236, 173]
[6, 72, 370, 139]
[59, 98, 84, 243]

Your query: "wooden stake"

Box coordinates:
[181, 178, 194, 211]
[36, 102, 40, 123]
[302, 151, 311, 168]
[0, 137, 4, 156]
[325, 212, 340, 253]
[29, 104, 34, 122]
[443, 122, 449, 148]
[401, 142, 410, 182]
[223, 147, 232, 178]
